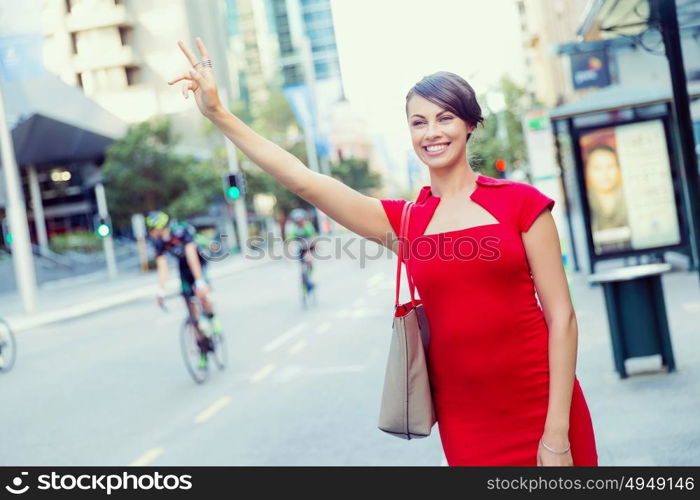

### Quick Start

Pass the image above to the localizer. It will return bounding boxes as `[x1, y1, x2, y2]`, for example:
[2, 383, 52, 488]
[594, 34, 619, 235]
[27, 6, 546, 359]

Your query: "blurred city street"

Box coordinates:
[1, 0, 700, 470]
[1, 235, 699, 466]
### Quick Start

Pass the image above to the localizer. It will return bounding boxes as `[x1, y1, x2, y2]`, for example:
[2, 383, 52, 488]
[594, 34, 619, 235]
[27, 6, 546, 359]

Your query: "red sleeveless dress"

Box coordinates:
[381, 174, 598, 466]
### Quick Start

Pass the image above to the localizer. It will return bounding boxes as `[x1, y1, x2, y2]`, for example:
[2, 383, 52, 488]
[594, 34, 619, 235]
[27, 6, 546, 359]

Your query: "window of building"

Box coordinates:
[307, 26, 335, 40]
[76, 72, 84, 89]
[303, 9, 331, 24]
[283, 65, 302, 86]
[118, 26, 132, 46]
[301, 0, 328, 7]
[125, 66, 139, 86]
[70, 33, 79, 55]
[314, 60, 330, 79]
[279, 33, 294, 56]
[312, 42, 336, 53]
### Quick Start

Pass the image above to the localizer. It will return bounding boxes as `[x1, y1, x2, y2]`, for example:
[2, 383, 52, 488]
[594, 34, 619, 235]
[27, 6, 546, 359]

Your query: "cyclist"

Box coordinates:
[146, 211, 221, 368]
[285, 208, 318, 293]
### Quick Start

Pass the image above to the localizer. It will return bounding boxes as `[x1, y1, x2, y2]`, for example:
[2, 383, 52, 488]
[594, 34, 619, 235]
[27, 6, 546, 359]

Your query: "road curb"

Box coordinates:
[9, 256, 276, 334]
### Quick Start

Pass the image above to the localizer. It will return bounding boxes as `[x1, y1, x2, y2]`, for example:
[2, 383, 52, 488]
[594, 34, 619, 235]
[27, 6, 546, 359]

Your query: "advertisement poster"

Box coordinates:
[580, 120, 681, 256]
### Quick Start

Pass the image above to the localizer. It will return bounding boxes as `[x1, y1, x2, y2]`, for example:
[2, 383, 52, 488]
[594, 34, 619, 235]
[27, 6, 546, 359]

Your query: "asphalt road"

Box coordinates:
[0, 237, 445, 466]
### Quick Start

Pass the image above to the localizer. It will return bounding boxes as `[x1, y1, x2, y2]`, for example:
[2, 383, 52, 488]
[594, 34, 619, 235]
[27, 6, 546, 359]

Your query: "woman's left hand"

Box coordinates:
[537, 432, 573, 466]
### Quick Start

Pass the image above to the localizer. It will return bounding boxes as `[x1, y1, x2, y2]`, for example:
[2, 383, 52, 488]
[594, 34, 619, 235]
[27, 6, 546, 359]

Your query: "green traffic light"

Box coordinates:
[226, 186, 241, 199]
[97, 224, 111, 238]
[5, 233, 12, 245]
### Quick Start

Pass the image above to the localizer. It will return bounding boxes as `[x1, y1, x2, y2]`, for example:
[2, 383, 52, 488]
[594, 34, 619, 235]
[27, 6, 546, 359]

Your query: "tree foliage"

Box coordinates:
[101, 118, 222, 228]
[330, 158, 381, 194]
[469, 76, 531, 178]
[207, 89, 312, 217]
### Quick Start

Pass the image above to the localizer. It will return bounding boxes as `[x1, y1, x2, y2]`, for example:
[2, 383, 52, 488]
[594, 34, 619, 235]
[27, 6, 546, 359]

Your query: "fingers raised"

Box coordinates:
[195, 37, 210, 60]
[177, 40, 199, 67]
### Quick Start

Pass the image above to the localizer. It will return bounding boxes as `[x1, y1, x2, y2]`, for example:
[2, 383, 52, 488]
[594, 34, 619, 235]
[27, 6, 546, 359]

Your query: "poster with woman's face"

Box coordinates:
[580, 120, 681, 257]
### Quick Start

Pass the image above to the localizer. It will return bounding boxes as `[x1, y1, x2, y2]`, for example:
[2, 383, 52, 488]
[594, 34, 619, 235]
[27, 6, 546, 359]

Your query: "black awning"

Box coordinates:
[3, 74, 127, 165]
[12, 113, 117, 164]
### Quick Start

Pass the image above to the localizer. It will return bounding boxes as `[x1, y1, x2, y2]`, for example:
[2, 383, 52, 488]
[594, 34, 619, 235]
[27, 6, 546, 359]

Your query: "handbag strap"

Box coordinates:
[394, 201, 418, 309]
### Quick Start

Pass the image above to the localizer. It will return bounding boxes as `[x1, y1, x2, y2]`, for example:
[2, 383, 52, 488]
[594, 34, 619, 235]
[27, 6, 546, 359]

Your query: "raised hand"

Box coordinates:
[168, 38, 223, 117]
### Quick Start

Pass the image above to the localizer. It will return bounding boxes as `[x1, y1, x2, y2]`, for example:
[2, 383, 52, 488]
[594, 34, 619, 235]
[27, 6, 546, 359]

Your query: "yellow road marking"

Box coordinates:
[130, 448, 163, 467]
[193, 396, 232, 424]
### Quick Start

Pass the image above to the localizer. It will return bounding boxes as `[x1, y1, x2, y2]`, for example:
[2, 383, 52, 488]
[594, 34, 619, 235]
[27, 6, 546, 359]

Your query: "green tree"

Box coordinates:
[205, 89, 312, 217]
[330, 158, 381, 194]
[101, 118, 222, 228]
[470, 76, 531, 179]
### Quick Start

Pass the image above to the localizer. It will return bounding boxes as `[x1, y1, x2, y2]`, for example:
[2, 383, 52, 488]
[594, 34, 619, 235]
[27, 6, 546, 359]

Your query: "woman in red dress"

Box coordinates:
[171, 40, 598, 466]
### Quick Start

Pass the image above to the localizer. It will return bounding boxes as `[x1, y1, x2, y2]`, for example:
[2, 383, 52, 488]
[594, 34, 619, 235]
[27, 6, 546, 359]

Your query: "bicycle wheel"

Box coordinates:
[180, 319, 208, 384]
[0, 319, 16, 373]
[211, 329, 227, 370]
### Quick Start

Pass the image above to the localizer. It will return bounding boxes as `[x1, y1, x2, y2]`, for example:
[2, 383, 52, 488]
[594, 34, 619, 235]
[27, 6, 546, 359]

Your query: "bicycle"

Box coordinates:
[160, 298, 227, 384]
[0, 318, 17, 373]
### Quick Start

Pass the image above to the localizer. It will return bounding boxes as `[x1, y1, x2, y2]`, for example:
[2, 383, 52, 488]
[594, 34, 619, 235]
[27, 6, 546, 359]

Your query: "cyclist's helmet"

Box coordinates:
[289, 208, 307, 223]
[146, 210, 170, 230]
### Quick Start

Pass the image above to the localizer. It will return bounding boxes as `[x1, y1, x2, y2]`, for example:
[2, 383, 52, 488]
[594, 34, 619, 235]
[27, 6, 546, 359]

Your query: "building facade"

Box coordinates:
[516, 0, 590, 107]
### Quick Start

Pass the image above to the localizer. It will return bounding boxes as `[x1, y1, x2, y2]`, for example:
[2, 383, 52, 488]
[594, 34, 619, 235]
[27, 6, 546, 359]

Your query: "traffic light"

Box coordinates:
[495, 158, 507, 178]
[224, 172, 246, 201]
[1, 219, 11, 246]
[96, 216, 112, 238]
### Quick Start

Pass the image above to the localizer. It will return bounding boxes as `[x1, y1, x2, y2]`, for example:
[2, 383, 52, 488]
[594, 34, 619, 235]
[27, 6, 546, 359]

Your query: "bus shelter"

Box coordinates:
[548, 83, 700, 377]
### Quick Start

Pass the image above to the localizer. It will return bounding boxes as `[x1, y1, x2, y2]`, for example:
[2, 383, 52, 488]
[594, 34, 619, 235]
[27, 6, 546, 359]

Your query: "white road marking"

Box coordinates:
[315, 322, 331, 335]
[193, 396, 232, 424]
[130, 448, 163, 467]
[288, 339, 307, 355]
[263, 323, 307, 352]
[250, 363, 276, 382]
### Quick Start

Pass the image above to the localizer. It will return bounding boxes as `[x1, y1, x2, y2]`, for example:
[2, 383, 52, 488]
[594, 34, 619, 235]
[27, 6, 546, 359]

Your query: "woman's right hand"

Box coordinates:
[168, 38, 223, 118]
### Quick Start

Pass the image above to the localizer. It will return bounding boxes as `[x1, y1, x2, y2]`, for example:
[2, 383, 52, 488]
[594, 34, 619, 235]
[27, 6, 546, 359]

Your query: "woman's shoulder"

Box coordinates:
[477, 174, 539, 194]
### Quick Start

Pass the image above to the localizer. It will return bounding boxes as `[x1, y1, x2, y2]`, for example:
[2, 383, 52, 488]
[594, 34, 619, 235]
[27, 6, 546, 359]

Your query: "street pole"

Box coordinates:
[299, 36, 334, 234]
[219, 92, 250, 257]
[94, 182, 117, 279]
[659, 0, 700, 283]
[27, 164, 49, 255]
[0, 82, 37, 313]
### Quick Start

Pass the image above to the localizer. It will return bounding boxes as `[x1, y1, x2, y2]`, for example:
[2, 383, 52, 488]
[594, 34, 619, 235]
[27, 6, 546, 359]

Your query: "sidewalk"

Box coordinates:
[570, 268, 700, 465]
[1, 253, 273, 333]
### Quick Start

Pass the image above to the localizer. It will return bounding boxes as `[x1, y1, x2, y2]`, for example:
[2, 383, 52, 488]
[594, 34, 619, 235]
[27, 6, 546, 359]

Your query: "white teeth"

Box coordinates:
[426, 144, 448, 152]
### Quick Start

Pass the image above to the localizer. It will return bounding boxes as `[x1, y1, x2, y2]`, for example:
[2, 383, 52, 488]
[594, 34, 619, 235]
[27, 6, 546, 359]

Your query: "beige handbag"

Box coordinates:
[378, 201, 436, 439]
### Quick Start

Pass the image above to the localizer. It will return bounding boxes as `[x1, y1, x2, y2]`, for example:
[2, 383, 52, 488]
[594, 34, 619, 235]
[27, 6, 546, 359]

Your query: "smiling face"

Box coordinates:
[407, 95, 474, 169]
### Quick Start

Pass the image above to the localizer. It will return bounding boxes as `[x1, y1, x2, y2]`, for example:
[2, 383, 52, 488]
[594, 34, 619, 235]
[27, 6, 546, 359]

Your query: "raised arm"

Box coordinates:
[168, 39, 394, 247]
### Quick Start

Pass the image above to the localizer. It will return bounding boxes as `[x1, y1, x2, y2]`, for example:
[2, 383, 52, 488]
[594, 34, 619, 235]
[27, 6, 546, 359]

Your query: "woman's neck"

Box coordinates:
[428, 159, 478, 199]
